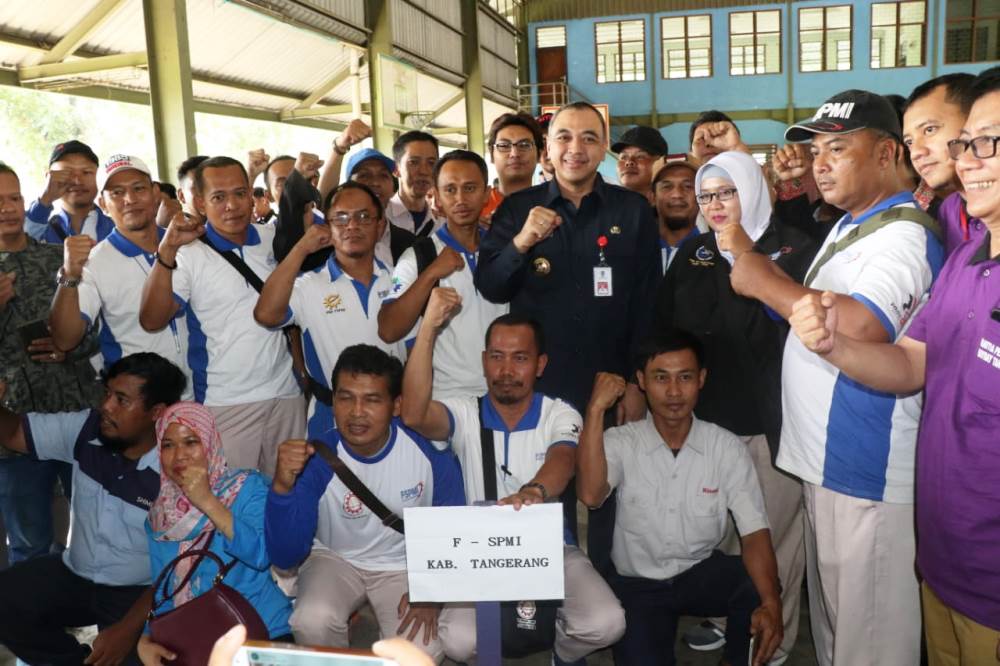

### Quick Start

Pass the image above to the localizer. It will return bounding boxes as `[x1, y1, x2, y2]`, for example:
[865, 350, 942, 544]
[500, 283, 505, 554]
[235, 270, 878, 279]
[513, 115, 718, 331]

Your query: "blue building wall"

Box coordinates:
[529, 0, 996, 158]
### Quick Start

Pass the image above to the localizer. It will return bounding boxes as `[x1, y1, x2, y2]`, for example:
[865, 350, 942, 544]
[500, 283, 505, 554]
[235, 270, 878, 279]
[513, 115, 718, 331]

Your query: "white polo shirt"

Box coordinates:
[77, 229, 193, 400]
[438, 392, 580, 503]
[172, 223, 299, 406]
[603, 415, 769, 580]
[778, 193, 944, 503]
[25, 409, 160, 586]
[385, 193, 444, 237]
[384, 226, 508, 398]
[278, 255, 405, 438]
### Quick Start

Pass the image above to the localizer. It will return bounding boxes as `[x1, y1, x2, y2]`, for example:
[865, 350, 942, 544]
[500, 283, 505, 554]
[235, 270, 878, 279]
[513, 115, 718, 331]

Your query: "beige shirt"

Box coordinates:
[602, 415, 768, 580]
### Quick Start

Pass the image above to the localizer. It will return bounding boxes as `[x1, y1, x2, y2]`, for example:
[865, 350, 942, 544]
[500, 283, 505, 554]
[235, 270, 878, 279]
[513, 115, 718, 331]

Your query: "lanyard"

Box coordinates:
[960, 201, 969, 242]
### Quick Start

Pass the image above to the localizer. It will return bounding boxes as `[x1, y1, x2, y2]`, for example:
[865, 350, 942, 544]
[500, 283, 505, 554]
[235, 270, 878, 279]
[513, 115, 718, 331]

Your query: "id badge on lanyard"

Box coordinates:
[593, 234, 612, 297]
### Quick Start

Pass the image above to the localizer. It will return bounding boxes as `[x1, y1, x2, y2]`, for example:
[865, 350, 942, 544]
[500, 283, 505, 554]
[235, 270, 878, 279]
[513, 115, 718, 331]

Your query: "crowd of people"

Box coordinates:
[0, 64, 997, 666]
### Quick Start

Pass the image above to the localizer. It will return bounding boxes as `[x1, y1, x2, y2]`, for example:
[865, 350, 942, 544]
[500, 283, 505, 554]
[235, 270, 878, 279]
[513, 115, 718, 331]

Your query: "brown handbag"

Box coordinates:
[148, 545, 270, 665]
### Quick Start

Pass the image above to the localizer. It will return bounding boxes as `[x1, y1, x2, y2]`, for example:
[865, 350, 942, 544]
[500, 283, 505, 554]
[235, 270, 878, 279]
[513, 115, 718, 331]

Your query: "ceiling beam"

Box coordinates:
[19, 52, 148, 83]
[427, 126, 466, 136]
[39, 0, 128, 64]
[279, 103, 370, 121]
[292, 56, 364, 110]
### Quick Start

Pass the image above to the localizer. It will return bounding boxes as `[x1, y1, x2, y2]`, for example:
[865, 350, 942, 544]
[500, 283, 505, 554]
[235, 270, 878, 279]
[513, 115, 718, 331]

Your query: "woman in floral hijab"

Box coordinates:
[138, 402, 292, 664]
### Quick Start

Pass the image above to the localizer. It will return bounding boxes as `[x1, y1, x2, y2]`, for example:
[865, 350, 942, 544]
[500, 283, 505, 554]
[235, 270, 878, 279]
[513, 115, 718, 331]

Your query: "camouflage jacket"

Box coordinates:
[0, 238, 102, 451]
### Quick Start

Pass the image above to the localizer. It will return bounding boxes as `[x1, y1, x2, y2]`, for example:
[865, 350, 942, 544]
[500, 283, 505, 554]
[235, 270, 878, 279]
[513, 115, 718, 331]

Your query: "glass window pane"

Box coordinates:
[689, 15, 711, 37]
[621, 20, 644, 41]
[871, 26, 898, 67]
[537, 26, 566, 48]
[828, 30, 852, 70]
[828, 6, 852, 29]
[663, 17, 685, 40]
[873, 3, 898, 26]
[982, 0, 1000, 16]
[945, 22, 973, 62]
[900, 1, 926, 24]
[690, 48, 711, 77]
[731, 12, 754, 34]
[801, 8, 824, 31]
[595, 22, 619, 44]
[758, 10, 781, 33]
[597, 43, 619, 81]
[754, 31, 779, 72]
[801, 40, 823, 71]
[947, 0, 974, 19]
[900, 23, 924, 65]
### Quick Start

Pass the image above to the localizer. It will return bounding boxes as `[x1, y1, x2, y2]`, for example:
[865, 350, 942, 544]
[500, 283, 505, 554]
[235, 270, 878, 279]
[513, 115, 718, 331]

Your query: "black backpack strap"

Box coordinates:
[310, 440, 404, 534]
[48, 217, 68, 242]
[478, 397, 498, 502]
[199, 236, 265, 292]
[306, 376, 333, 405]
[804, 206, 942, 287]
[412, 235, 439, 279]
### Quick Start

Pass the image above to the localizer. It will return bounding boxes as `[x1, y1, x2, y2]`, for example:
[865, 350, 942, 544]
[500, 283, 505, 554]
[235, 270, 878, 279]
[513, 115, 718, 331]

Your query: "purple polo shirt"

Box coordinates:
[936, 191, 988, 257]
[907, 231, 1000, 630]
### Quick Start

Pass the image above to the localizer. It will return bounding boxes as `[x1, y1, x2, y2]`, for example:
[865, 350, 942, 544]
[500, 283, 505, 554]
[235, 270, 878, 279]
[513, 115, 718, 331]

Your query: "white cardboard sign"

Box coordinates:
[403, 504, 565, 603]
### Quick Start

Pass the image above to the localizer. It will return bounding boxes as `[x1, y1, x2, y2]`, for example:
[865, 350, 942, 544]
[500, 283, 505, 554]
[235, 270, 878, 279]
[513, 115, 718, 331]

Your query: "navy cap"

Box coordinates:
[785, 89, 902, 143]
[49, 140, 99, 167]
[346, 148, 395, 178]
[612, 126, 669, 156]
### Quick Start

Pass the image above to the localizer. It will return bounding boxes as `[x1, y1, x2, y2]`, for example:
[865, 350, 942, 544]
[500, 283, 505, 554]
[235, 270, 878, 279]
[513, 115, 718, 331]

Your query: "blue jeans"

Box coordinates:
[0, 455, 72, 567]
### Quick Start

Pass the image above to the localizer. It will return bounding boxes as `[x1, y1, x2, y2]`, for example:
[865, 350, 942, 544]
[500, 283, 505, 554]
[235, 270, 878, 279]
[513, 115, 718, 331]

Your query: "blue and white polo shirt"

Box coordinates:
[778, 192, 944, 503]
[24, 410, 159, 586]
[277, 255, 405, 439]
[78, 228, 192, 399]
[172, 223, 299, 406]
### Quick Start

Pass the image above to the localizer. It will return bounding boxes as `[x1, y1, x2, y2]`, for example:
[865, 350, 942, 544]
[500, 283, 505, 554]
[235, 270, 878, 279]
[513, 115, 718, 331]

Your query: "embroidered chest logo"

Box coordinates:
[323, 293, 345, 313]
[690, 246, 715, 267]
[977, 337, 1000, 371]
[400, 481, 424, 502]
[343, 491, 365, 516]
[391, 277, 404, 294]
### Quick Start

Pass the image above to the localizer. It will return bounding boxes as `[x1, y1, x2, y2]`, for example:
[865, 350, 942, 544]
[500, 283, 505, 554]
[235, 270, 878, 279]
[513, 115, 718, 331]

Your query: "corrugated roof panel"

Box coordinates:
[390, 0, 463, 74]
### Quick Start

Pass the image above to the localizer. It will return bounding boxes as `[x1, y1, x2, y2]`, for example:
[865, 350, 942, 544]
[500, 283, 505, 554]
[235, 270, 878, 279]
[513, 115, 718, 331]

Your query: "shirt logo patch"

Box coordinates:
[391, 277, 404, 293]
[690, 246, 715, 267]
[323, 293, 345, 313]
[400, 481, 424, 502]
[701, 487, 719, 494]
[378, 288, 390, 299]
[343, 491, 365, 516]
[977, 337, 1000, 370]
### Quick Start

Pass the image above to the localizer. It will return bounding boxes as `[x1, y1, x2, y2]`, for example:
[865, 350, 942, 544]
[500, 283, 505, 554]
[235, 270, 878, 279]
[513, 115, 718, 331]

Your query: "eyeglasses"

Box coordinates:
[947, 135, 1000, 160]
[493, 140, 536, 153]
[328, 210, 377, 226]
[695, 188, 738, 205]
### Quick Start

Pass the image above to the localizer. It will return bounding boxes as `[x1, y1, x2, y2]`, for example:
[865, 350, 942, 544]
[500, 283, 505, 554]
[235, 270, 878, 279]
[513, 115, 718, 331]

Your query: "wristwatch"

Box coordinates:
[520, 482, 549, 502]
[56, 267, 81, 288]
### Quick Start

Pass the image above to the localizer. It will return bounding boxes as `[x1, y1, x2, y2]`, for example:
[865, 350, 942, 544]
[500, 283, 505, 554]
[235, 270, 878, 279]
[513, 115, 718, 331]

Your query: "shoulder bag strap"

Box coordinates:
[199, 235, 266, 293]
[150, 535, 231, 613]
[804, 206, 942, 288]
[477, 397, 498, 502]
[310, 439, 405, 534]
[48, 216, 68, 242]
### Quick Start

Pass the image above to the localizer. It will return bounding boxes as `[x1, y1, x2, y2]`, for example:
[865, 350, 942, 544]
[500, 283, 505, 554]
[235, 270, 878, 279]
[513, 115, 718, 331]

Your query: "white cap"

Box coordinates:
[99, 154, 152, 190]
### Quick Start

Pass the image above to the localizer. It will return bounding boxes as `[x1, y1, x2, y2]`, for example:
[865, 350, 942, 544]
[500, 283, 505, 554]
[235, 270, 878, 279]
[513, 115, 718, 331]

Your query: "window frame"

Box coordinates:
[869, 1, 927, 69]
[728, 9, 783, 76]
[798, 4, 853, 72]
[660, 14, 713, 79]
[944, 0, 1000, 64]
[594, 19, 648, 84]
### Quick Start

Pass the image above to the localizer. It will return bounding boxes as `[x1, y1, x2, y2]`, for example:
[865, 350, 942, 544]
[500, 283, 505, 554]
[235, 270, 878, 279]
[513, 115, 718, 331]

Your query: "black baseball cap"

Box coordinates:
[49, 140, 99, 167]
[612, 126, 669, 156]
[785, 90, 902, 143]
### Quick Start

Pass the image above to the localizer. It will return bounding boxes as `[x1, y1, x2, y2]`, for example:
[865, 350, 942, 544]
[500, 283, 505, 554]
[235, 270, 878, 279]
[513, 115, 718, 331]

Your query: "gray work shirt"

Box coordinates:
[602, 415, 768, 580]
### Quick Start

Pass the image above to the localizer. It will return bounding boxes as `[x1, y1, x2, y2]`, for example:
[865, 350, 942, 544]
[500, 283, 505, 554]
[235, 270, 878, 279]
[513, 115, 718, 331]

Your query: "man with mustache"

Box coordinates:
[652, 157, 702, 273]
[24, 140, 114, 244]
[140, 156, 305, 477]
[48, 154, 192, 397]
[0, 352, 186, 666]
[401, 297, 625, 666]
[728, 89, 944, 666]
[379, 150, 507, 398]
[613, 125, 668, 203]
[255, 173, 405, 439]
[265, 344, 466, 661]
[386, 131, 444, 238]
